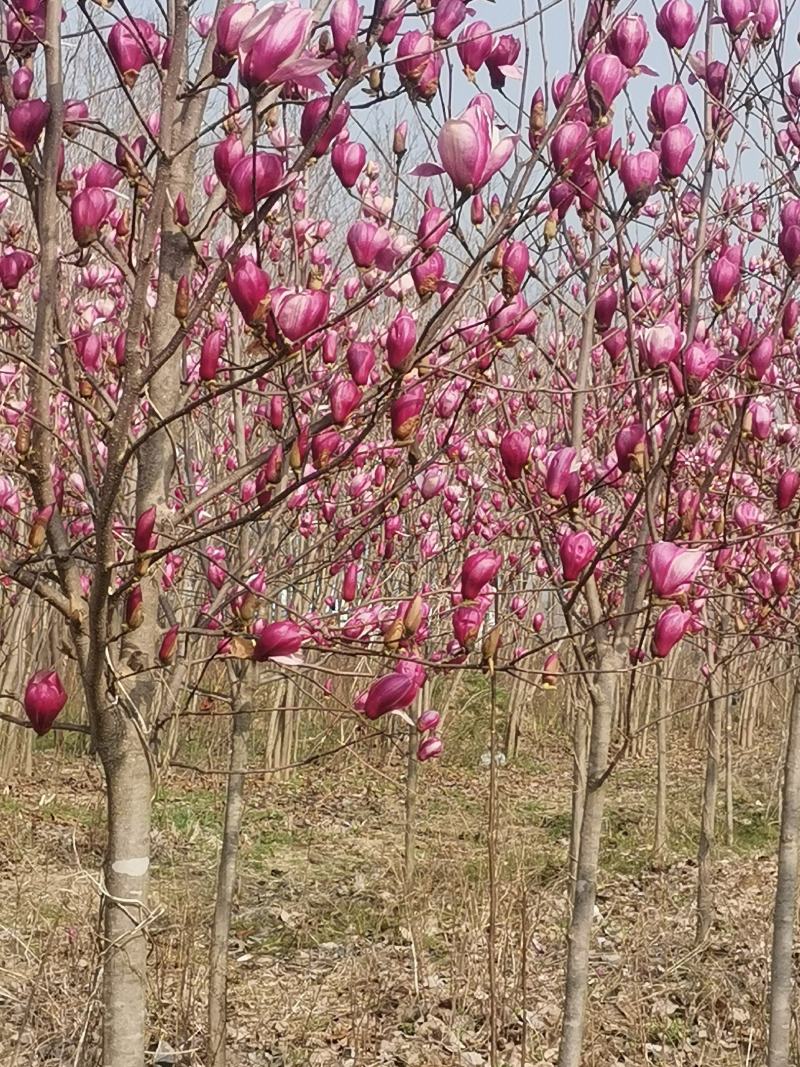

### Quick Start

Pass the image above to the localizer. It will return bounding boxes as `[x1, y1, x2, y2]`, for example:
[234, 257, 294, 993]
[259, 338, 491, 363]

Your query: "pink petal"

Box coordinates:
[410, 162, 446, 177]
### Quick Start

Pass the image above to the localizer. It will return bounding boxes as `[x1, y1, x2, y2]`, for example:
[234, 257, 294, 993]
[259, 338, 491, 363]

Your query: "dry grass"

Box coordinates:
[0, 724, 788, 1066]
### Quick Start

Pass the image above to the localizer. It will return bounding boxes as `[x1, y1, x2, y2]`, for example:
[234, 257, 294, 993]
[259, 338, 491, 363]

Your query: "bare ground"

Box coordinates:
[0, 729, 787, 1066]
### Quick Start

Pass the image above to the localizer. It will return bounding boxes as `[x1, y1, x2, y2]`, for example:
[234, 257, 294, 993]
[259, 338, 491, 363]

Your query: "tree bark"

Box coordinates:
[767, 676, 800, 1067]
[654, 667, 669, 860]
[558, 650, 620, 1067]
[404, 715, 419, 885]
[568, 678, 589, 895]
[696, 670, 724, 944]
[100, 729, 153, 1067]
[725, 697, 734, 847]
[208, 670, 253, 1067]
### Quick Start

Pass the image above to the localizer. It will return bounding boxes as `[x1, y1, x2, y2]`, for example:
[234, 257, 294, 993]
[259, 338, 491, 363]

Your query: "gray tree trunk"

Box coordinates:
[208, 672, 253, 1067]
[558, 650, 620, 1067]
[767, 676, 800, 1066]
[696, 671, 724, 944]
[654, 668, 669, 859]
[100, 729, 153, 1067]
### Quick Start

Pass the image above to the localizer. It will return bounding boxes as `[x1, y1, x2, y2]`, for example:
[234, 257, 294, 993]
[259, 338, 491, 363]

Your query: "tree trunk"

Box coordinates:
[696, 671, 724, 944]
[208, 671, 253, 1067]
[100, 730, 153, 1067]
[404, 713, 419, 884]
[568, 679, 590, 895]
[654, 667, 669, 859]
[558, 650, 620, 1067]
[504, 675, 523, 758]
[767, 676, 800, 1067]
[725, 697, 734, 847]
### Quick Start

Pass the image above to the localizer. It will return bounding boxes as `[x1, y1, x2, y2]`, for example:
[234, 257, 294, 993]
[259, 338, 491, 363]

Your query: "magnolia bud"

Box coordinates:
[126, 584, 144, 630]
[481, 624, 502, 668]
[159, 624, 179, 666]
[174, 275, 190, 323]
[15, 420, 30, 456]
[384, 616, 405, 651]
[393, 121, 408, 156]
[403, 594, 424, 637]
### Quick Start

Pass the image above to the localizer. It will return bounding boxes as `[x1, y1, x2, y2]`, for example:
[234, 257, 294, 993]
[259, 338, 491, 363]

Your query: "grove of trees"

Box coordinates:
[3, 0, 800, 1063]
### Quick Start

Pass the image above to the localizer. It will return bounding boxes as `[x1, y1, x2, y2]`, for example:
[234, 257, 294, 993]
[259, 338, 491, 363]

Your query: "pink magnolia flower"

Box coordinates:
[545, 446, 578, 499]
[614, 423, 646, 473]
[8, 99, 49, 154]
[733, 499, 763, 531]
[708, 245, 742, 307]
[347, 341, 375, 385]
[417, 709, 441, 733]
[108, 18, 160, 85]
[271, 287, 330, 341]
[608, 14, 650, 68]
[347, 221, 392, 269]
[229, 256, 270, 324]
[584, 52, 628, 118]
[330, 0, 362, 56]
[133, 506, 157, 553]
[331, 140, 366, 188]
[652, 605, 693, 657]
[24, 669, 68, 736]
[239, 1, 329, 91]
[329, 378, 361, 425]
[396, 31, 443, 99]
[619, 150, 659, 206]
[456, 20, 493, 74]
[214, 135, 246, 187]
[433, 0, 468, 38]
[659, 123, 695, 179]
[414, 95, 517, 193]
[499, 430, 531, 481]
[417, 736, 443, 761]
[299, 96, 350, 156]
[386, 309, 416, 371]
[649, 84, 688, 132]
[639, 318, 683, 369]
[362, 672, 419, 719]
[0, 250, 34, 290]
[559, 530, 596, 582]
[648, 542, 705, 598]
[226, 152, 285, 215]
[216, 3, 256, 58]
[772, 563, 791, 597]
[682, 340, 720, 382]
[159, 625, 179, 666]
[720, 0, 751, 34]
[777, 469, 800, 510]
[656, 0, 698, 48]
[550, 121, 593, 175]
[252, 620, 305, 663]
[453, 602, 485, 648]
[461, 549, 502, 600]
[390, 383, 425, 442]
[486, 33, 521, 89]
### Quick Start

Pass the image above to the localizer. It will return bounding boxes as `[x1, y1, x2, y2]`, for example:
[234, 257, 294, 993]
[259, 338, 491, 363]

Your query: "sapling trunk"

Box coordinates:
[725, 697, 734, 847]
[767, 675, 800, 1067]
[208, 668, 253, 1067]
[696, 670, 724, 944]
[568, 676, 589, 895]
[558, 650, 620, 1067]
[653, 666, 669, 859]
[404, 709, 419, 884]
[99, 730, 153, 1067]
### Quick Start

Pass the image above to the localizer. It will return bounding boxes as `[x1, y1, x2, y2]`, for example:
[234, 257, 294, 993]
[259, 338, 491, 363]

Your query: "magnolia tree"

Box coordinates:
[4, 0, 800, 1063]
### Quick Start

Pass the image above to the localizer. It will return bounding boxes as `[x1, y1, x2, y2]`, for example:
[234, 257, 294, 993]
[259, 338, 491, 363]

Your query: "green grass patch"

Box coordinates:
[730, 796, 777, 854]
